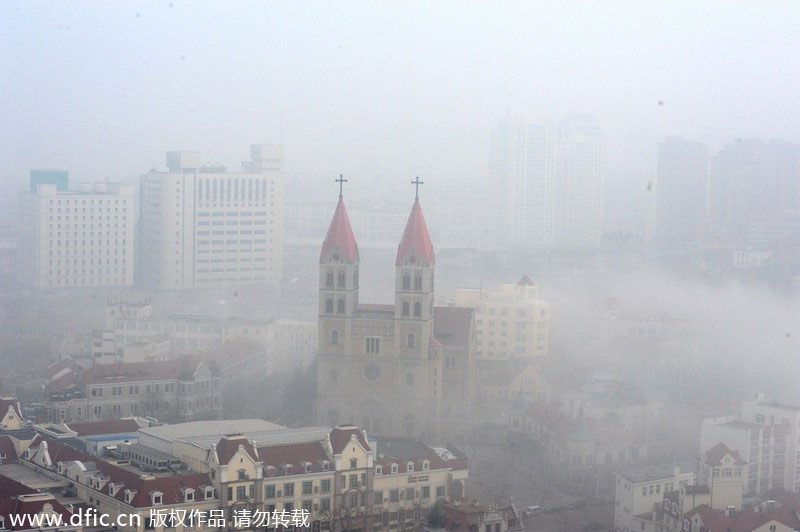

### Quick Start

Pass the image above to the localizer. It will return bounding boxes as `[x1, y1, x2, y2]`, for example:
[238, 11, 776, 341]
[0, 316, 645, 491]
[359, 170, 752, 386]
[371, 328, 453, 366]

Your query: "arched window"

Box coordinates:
[338, 272, 345, 287]
[391, 463, 398, 474]
[325, 273, 334, 287]
[331, 330, 339, 345]
[407, 461, 414, 472]
[326, 299, 333, 313]
[413, 302, 421, 317]
[337, 299, 345, 314]
[329, 370, 337, 382]
[375, 465, 382, 475]
[406, 373, 414, 386]
[402, 302, 409, 316]
[407, 333, 415, 348]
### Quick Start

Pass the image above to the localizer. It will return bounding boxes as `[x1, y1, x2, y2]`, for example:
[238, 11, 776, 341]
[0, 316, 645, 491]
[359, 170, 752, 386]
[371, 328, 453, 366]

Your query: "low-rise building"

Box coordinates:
[614, 465, 694, 532]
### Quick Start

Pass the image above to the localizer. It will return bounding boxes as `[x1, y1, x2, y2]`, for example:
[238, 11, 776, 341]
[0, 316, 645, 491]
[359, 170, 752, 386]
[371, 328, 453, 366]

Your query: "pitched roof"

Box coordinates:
[258, 442, 330, 476]
[433, 306, 473, 346]
[0, 399, 23, 422]
[329, 426, 370, 454]
[0, 475, 36, 497]
[703, 442, 747, 466]
[320, 197, 358, 263]
[396, 199, 434, 266]
[215, 436, 258, 464]
[29, 439, 214, 508]
[0, 436, 19, 463]
[81, 358, 205, 385]
[701, 507, 800, 532]
[517, 274, 535, 286]
[66, 418, 143, 437]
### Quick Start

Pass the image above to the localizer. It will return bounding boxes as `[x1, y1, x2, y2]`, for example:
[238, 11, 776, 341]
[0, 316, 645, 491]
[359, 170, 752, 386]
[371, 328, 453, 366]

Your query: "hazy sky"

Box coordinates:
[2, 1, 799, 190]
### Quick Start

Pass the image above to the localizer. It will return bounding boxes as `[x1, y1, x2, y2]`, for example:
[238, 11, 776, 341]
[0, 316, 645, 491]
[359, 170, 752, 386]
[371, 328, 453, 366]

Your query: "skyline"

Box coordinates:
[2, 1, 799, 192]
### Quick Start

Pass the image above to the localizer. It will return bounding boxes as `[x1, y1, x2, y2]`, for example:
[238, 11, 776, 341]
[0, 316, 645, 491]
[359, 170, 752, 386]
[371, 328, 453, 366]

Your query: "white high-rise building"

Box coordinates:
[492, 114, 603, 249]
[17, 175, 135, 289]
[139, 145, 284, 290]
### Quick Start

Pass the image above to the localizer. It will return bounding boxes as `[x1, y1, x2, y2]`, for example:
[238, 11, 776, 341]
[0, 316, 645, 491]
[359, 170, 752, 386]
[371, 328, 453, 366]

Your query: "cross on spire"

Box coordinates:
[335, 174, 347, 198]
[411, 176, 424, 199]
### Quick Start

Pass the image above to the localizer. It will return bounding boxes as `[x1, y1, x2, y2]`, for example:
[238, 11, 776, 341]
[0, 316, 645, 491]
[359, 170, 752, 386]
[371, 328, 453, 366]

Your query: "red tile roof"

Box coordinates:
[29, 440, 214, 508]
[81, 358, 204, 385]
[433, 306, 473, 346]
[66, 418, 142, 437]
[0, 475, 36, 497]
[0, 474, 77, 531]
[396, 199, 434, 266]
[698, 506, 800, 532]
[258, 442, 330, 476]
[329, 426, 370, 454]
[703, 442, 747, 466]
[320, 197, 358, 263]
[215, 437, 258, 465]
[0, 436, 18, 464]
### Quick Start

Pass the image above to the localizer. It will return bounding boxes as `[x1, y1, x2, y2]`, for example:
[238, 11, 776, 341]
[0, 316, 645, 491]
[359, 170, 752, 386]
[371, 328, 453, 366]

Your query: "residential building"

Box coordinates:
[41, 358, 222, 424]
[654, 137, 709, 250]
[17, 175, 135, 289]
[315, 188, 476, 440]
[680, 503, 800, 532]
[492, 114, 603, 249]
[0, 474, 80, 532]
[436, 499, 523, 532]
[454, 275, 551, 362]
[614, 465, 694, 532]
[139, 145, 284, 290]
[0, 399, 24, 432]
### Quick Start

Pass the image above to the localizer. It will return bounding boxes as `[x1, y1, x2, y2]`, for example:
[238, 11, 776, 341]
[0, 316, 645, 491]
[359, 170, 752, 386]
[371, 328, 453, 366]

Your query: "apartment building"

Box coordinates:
[454, 275, 550, 362]
[139, 146, 284, 290]
[17, 173, 135, 289]
[614, 465, 694, 532]
[42, 358, 222, 424]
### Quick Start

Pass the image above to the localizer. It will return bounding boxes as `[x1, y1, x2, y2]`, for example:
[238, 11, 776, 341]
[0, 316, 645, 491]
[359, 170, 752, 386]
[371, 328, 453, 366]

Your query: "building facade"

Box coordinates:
[138, 145, 284, 290]
[17, 175, 135, 289]
[315, 191, 476, 440]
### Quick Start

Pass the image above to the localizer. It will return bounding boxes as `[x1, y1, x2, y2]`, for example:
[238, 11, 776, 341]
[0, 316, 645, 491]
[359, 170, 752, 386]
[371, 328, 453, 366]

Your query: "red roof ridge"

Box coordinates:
[396, 199, 434, 266]
[320, 197, 358, 263]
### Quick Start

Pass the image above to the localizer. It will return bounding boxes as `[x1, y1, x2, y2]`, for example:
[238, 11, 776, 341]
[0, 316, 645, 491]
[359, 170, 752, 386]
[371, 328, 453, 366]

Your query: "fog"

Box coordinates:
[1, 2, 799, 530]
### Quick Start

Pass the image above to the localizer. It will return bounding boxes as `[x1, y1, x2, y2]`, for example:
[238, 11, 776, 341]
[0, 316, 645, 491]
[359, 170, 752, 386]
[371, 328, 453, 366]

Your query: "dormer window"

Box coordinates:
[322, 461, 330, 472]
[285, 464, 293, 475]
[182, 488, 195, 502]
[407, 461, 414, 472]
[204, 487, 215, 499]
[375, 465, 383, 475]
[391, 463, 398, 474]
[124, 489, 136, 504]
[422, 460, 430, 471]
[266, 466, 276, 477]
[303, 462, 311, 473]
[151, 491, 163, 505]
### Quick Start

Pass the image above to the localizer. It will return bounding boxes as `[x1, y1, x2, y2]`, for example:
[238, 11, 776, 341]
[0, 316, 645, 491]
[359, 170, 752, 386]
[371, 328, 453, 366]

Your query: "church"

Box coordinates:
[315, 180, 476, 440]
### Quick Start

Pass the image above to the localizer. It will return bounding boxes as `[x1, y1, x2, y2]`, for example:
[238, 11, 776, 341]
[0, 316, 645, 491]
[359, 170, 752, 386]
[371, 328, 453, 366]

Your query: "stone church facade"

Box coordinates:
[315, 192, 476, 440]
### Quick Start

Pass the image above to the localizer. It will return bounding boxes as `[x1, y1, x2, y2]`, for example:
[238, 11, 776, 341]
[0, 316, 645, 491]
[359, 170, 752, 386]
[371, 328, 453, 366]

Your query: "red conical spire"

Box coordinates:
[320, 197, 358, 263]
[396, 199, 434, 266]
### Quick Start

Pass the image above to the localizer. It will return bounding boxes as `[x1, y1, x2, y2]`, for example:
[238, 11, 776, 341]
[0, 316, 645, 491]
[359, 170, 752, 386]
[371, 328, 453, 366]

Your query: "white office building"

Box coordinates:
[17, 177, 135, 288]
[139, 145, 284, 290]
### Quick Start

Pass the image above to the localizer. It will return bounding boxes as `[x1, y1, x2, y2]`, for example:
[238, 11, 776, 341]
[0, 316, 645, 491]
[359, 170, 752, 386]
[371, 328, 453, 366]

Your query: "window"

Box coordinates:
[391, 463, 398, 474]
[390, 489, 399, 502]
[407, 333, 415, 348]
[284, 483, 294, 496]
[374, 491, 384, 504]
[331, 329, 339, 345]
[375, 465, 383, 475]
[302, 481, 312, 495]
[350, 458, 358, 469]
[422, 460, 429, 470]
[326, 299, 333, 313]
[321, 479, 331, 493]
[405, 488, 415, 500]
[337, 299, 345, 313]
[436, 486, 445, 497]
[402, 275, 410, 290]
[407, 461, 415, 472]
[349, 474, 358, 487]
[414, 275, 422, 290]
[320, 498, 330, 511]
[348, 492, 359, 508]
[329, 370, 337, 382]
[325, 273, 334, 287]
[407, 373, 414, 386]
[413, 302, 421, 317]
[402, 302, 409, 316]
[265, 485, 275, 498]
[236, 486, 246, 499]
[338, 272, 346, 287]
[366, 337, 380, 354]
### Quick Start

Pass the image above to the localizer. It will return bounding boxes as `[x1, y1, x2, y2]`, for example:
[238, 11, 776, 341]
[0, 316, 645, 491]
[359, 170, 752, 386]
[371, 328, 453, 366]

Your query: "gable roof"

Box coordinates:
[396, 199, 434, 266]
[258, 442, 330, 476]
[0, 436, 18, 463]
[0, 399, 23, 422]
[81, 358, 207, 385]
[329, 426, 370, 454]
[215, 436, 258, 465]
[703, 442, 747, 466]
[320, 197, 358, 263]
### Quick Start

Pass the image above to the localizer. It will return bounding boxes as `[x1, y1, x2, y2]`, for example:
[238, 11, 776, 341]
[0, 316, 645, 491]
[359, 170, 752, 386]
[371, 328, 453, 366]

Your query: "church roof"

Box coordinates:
[517, 274, 535, 286]
[320, 197, 358, 263]
[396, 199, 434, 266]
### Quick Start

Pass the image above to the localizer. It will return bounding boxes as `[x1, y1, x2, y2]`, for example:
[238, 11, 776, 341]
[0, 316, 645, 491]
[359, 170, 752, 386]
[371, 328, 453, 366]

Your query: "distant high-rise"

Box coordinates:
[17, 175, 135, 288]
[654, 137, 709, 249]
[492, 114, 603, 249]
[138, 145, 284, 290]
[709, 139, 800, 245]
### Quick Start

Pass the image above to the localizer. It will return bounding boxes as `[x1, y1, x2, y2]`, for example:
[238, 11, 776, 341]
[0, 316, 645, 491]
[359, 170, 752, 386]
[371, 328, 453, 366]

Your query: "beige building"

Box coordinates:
[315, 192, 476, 440]
[454, 275, 551, 362]
[0, 397, 24, 431]
[139, 145, 284, 290]
[17, 177, 135, 289]
[614, 465, 694, 532]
